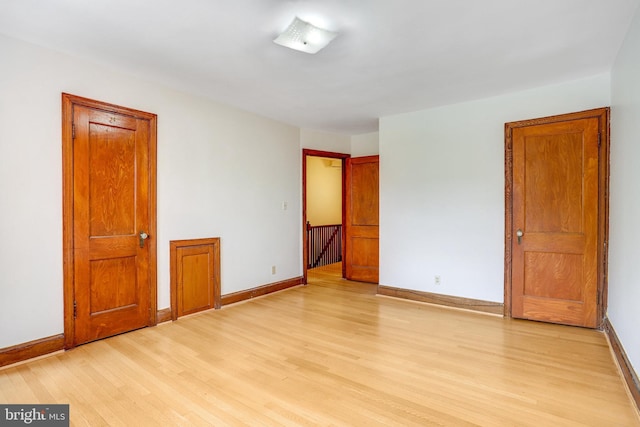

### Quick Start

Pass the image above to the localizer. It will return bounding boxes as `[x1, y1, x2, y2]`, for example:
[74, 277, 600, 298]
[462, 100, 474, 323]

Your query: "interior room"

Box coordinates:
[1, 0, 640, 424]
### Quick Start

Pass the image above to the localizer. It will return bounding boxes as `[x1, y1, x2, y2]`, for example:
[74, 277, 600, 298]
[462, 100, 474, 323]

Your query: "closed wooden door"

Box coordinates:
[63, 94, 157, 347]
[507, 109, 608, 328]
[345, 156, 379, 283]
[170, 238, 221, 320]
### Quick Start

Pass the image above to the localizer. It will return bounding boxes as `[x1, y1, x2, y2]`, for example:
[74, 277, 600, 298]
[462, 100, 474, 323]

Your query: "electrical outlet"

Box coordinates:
[434, 275, 441, 285]
[271, 265, 277, 275]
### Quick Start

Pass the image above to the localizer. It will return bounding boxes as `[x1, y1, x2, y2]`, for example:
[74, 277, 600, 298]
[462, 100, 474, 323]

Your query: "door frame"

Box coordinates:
[302, 149, 350, 284]
[503, 107, 610, 326]
[62, 93, 158, 349]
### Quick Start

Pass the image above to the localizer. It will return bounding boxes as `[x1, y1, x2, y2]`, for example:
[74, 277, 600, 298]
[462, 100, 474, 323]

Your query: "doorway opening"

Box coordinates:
[302, 149, 350, 284]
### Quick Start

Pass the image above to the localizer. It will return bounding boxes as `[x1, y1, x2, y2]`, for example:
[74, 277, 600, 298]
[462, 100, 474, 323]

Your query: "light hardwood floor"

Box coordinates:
[1, 263, 638, 426]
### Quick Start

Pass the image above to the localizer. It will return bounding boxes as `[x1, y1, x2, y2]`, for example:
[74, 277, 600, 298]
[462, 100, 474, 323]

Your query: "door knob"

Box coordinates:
[516, 229, 524, 245]
[139, 231, 149, 248]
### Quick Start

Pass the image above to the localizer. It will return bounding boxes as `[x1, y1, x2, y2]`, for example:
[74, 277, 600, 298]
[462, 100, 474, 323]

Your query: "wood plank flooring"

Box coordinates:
[1, 263, 638, 426]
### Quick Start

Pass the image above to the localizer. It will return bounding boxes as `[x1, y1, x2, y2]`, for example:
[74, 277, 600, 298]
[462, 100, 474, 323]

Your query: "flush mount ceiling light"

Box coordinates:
[274, 17, 338, 54]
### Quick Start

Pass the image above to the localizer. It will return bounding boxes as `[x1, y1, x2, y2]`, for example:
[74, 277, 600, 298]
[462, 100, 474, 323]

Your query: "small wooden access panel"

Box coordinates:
[170, 238, 221, 320]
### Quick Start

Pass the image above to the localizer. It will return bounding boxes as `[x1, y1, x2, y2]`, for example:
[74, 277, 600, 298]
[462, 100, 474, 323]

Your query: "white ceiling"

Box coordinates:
[1, 0, 638, 134]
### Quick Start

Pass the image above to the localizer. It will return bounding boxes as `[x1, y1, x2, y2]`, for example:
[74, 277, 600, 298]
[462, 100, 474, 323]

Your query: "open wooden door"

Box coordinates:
[505, 108, 609, 328]
[63, 94, 157, 347]
[345, 155, 379, 283]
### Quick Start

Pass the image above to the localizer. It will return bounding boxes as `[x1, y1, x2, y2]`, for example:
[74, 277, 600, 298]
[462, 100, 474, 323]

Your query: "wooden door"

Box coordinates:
[170, 238, 221, 320]
[506, 109, 609, 328]
[345, 156, 379, 283]
[63, 94, 157, 347]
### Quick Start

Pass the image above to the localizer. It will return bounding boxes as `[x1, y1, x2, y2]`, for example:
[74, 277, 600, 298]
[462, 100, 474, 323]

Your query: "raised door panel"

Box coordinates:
[178, 246, 214, 317]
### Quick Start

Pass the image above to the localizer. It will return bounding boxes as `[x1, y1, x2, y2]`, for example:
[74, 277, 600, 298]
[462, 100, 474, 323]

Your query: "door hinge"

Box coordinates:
[72, 123, 76, 139]
[73, 300, 77, 319]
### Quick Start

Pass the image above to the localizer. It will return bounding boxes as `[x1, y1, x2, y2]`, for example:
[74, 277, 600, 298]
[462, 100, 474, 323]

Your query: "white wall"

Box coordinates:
[379, 74, 611, 302]
[300, 129, 351, 154]
[300, 128, 379, 157]
[351, 132, 379, 157]
[609, 5, 640, 382]
[0, 34, 301, 349]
